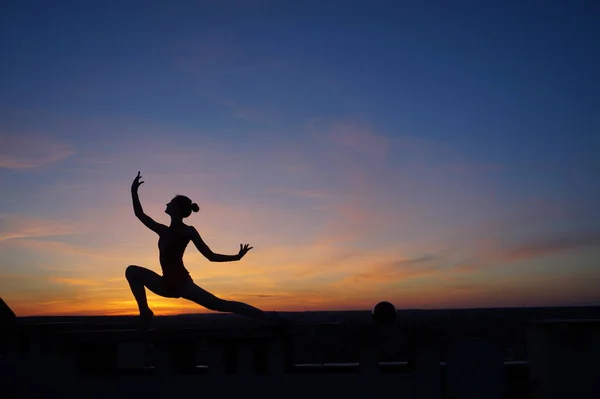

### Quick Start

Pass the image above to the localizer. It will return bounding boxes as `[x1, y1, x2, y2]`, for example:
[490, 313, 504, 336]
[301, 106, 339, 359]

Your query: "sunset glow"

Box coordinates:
[1, 1, 599, 316]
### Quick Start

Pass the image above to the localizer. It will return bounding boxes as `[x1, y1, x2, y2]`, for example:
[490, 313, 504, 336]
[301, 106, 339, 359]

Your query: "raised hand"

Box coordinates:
[238, 243, 253, 259]
[131, 171, 145, 192]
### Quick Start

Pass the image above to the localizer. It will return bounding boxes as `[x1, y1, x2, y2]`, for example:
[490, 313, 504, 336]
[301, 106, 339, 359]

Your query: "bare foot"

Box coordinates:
[139, 308, 154, 331]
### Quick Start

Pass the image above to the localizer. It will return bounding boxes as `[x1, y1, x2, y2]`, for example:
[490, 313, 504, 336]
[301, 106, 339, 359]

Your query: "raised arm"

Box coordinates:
[131, 171, 165, 235]
[188, 226, 253, 262]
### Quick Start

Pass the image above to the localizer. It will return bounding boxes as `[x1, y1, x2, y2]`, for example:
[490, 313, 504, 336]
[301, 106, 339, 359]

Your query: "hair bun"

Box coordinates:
[191, 203, 200, 213]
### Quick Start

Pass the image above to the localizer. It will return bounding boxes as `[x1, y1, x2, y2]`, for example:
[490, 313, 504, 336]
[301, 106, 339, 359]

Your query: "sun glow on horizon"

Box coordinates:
[1, 1, 599, 316]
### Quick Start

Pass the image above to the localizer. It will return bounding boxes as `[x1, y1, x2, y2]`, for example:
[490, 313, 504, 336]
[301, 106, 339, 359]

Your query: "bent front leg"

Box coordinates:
[125, 265, 169, 316]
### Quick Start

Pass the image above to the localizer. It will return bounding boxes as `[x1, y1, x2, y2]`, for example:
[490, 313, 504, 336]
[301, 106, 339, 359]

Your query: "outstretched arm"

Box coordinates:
[189, 227, 252, 262]
[131, 171, 165, 235]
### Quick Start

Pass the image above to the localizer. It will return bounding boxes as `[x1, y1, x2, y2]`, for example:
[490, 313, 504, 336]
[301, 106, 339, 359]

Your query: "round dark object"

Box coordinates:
[372, 301, 397, 326]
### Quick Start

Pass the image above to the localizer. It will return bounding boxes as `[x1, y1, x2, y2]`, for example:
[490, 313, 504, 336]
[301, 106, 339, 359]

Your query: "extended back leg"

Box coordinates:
[180, 282, 273, 323]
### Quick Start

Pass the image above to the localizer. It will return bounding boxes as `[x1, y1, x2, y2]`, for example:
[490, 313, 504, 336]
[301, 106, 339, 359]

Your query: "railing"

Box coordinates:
[1, 317, 599, 398]
[0, 321, 517, 398]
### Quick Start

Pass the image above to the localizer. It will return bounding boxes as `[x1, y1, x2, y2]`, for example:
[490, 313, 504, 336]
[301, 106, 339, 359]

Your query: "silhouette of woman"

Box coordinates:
[125, 171, 279, 327]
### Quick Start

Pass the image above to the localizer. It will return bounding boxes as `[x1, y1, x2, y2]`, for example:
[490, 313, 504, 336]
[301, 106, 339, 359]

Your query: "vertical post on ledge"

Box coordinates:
[267, 335, 286, 376]
[117, 340, 147, 369]
[153, 342, 175, 379]
[206, 341, 227, 376]
[359, 346, 380, 375]
[238, 340, 254, 375]
[445, 337, 504, 399]
[412, 330, 442, 399]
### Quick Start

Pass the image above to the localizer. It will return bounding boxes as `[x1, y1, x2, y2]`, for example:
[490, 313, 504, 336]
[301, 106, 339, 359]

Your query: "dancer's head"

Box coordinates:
[165, 195, 199, 219]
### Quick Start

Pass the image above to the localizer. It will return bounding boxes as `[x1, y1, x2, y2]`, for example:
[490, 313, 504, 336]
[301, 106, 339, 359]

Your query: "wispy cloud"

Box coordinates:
[0, 133, 74, 169]
[48, 277, 101, 286]
[174, 32, 286, 80]
[4, 237, 157, 268]
[342, 253, 451, 284]
[0, 273, 38, 283]
[216, 98, 279, 124]
[438, 229, 600, 274]
[266, 187, 330, 200]
[0, 215, 75, 241]
[504, 231, 600, 261]
[309, 118, 390, 161]
[329, 123, 389, 159]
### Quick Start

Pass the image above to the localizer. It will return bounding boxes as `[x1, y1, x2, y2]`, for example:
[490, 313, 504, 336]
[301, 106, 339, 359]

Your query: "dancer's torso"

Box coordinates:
[158, 226, 192, 282]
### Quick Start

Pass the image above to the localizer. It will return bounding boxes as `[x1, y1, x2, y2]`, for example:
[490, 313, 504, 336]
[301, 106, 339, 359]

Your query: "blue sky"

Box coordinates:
[1, 1, 599, 315]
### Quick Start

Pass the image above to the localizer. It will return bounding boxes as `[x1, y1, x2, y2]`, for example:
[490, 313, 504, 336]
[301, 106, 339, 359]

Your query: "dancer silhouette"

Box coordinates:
[125, 171, 281, 328]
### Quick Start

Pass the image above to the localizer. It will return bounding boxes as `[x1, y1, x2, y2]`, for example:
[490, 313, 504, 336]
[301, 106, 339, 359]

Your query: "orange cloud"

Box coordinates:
[344, 255, 442, 284]
[48, 277, 100, 286]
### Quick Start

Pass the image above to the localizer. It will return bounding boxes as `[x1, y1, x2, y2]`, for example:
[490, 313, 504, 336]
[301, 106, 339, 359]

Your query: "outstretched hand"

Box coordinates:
[131, 171, 144, 192]
[238, 243, 253, 259]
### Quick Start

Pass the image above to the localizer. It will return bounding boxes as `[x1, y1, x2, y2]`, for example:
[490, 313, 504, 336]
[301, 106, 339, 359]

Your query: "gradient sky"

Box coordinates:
[1, 1, 599, 316]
